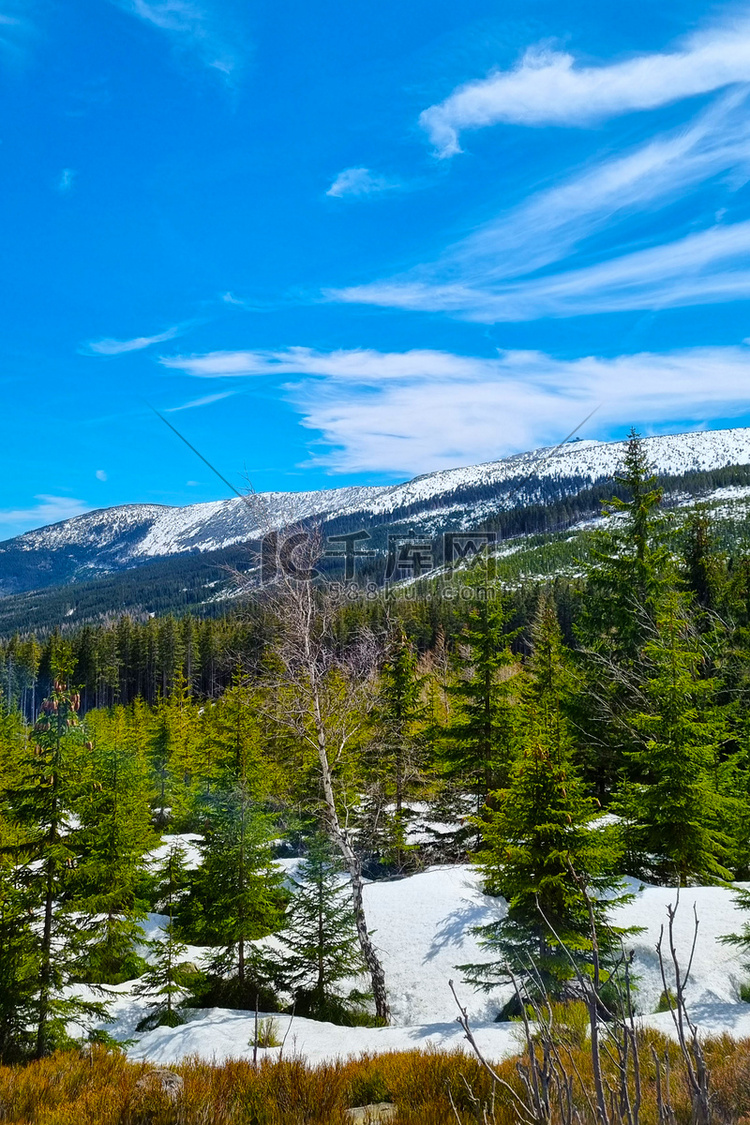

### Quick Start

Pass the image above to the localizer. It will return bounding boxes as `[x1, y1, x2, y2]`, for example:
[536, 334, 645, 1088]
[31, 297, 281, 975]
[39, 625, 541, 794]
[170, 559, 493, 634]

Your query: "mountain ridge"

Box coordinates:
[3, 425, 750, 614]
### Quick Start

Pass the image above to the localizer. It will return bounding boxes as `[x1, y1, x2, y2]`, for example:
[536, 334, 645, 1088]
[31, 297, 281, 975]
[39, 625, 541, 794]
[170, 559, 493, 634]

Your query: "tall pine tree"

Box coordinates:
[189, 788, 284, 1005]
[72, 707, 155, 983]
[464, 596, 628, 1005]
[441, 590, 518, 807]
[370, 628, 426, 868]
[619, 589, 733, 885]
[135, 842, 191, 1028]
[8, 646, 107, 1056]
[577, 429, 672, 799]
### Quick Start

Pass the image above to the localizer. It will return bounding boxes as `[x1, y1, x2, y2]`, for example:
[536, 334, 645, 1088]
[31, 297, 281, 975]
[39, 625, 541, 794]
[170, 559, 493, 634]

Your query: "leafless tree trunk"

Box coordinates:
[257, 530, 391, 1022]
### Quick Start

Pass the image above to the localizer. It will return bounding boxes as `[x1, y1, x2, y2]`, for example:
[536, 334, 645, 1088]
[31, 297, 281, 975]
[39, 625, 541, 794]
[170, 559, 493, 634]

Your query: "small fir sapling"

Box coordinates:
[277, 834, 370, 1023]
[135, 841, 192, 1028]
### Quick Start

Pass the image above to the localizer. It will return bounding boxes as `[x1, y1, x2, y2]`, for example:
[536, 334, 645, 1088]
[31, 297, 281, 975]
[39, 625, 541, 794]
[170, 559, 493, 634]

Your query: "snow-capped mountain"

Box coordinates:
[3, 425, 750, 603]
[10, 486, 384, 562]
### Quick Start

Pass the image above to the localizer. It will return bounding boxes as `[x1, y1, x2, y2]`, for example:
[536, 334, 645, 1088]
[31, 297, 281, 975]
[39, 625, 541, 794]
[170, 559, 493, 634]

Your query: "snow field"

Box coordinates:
[87, 860, 750, 1067]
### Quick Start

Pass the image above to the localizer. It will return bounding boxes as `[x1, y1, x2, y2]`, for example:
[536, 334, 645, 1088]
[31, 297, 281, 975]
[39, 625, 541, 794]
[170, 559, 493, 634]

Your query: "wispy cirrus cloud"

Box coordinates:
[110, 0, 246, 78]
[326, 167, 402, 199]
[336, 220, 750, 322]
[161, 343, 750, 474]
[83, 325, 182, 356]
[0, 495, 90, 540]
[331, 93, 750, 321]
[165, 391, 234, 412]
[421, 18, 750, 156]
[448, 92, 750, 282]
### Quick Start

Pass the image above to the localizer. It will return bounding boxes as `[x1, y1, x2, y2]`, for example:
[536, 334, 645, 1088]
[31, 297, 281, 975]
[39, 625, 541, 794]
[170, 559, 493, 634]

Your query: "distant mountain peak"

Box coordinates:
[2, 425, 750, 605]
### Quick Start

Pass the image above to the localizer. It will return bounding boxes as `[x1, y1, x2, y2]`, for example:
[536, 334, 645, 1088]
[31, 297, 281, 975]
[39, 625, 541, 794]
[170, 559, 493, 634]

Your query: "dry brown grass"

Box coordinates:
[1, 1034, 750, 1124]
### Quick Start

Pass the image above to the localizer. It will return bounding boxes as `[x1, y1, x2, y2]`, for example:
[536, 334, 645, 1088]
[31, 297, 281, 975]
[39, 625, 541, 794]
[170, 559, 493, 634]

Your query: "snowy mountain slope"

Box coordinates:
[3, 425, 750, 606]
[8, 485, 384, 561]
[336, 427, 750, 518]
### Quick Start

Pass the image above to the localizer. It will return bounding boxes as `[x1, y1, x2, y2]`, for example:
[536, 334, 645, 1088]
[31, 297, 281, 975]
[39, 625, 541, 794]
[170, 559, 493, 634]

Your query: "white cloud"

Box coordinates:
[421, 19, 750, 156]
[95, 469, 107, 481]
[336, 220, 750, 321]
[110, 0, 245, 78]
[162, 343, 750, 475]
[0, 495, 91, 539]
[326, 167, 400, 198]
[160, 345, 484, 380]
[84, 325, 181, 355]
[165, 391, 234, 411]
[452, 92, 750, 281]
[56, 168, 76, 193]
[331, 93, 750, 320]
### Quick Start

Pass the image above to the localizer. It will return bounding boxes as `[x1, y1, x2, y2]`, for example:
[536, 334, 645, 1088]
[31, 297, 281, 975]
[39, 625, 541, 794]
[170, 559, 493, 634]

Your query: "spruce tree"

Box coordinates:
[277, 834, 368, 1022]
[620, 589, 733, 885]
[463, 597, 628, 1004]
[72, 707, 155, 983]
[8, 648, 108, 1056]
[577, 429, 671, 799]
[202, 666, 269, 799]
[682, 507, 727, 615]
[0, 815, 39, 1061]
[135, 842, 191, 1028]
[149, 672, 200, 828]
[189, 786, 285, 1006]
[441, 590, 518, 807]
[185, 663, 284, 1005]
[371, 628, 426, 867]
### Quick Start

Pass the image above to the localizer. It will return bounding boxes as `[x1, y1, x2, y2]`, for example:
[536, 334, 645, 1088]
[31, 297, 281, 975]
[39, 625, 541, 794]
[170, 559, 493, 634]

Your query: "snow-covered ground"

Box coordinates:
[82, 861, 750, 1068]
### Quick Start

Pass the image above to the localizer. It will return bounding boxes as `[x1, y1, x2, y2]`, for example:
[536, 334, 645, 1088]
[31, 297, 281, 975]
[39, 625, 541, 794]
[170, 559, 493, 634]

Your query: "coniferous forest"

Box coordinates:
[6, 435, 750, 1121]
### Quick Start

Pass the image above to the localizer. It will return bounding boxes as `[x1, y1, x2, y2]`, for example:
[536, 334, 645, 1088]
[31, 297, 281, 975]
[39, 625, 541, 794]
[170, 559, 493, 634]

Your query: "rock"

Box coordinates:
[345, 1104, 397, 1123]
[134, 1068, 184, 1103]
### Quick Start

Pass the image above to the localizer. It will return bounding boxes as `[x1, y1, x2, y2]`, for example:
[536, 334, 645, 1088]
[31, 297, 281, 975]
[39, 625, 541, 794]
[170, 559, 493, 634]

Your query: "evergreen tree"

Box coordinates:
[135, 842, 191, 1028]
[72, 707, 155, 983]
[370, 628, 426, 867]
[188, 786, 285, 1006]
[0, 815, 39, 1061]
[148, 672, 200, 828]
[463, 597, 628, 1004]
[277, 834, 368, 1022]
[577, 429, 672, 799]
[682, 507, 727, 615]
[201, 666, 269, 799]
[7, 645, 107, 1057]
[441, 590, 518, 806]
[619, 589, 733, 885]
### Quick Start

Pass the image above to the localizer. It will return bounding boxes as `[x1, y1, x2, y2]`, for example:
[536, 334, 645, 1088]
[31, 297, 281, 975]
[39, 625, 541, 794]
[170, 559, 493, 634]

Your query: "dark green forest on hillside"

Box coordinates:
[4, 434, 750, 1066]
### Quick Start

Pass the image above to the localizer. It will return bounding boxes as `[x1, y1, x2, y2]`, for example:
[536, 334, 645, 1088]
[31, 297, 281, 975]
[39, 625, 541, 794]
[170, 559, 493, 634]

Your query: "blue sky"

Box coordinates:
[4, 0, 750, 537]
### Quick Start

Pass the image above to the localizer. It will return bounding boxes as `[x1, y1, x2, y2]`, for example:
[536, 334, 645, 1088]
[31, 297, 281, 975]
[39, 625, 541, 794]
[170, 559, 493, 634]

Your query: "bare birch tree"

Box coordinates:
[256, 529, 391, 1022]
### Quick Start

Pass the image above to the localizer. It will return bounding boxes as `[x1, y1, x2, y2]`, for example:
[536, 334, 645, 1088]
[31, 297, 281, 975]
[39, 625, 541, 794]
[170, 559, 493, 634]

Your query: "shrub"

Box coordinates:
[251, 1018, 281, 1049]
[655, 987, 677, 1012]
